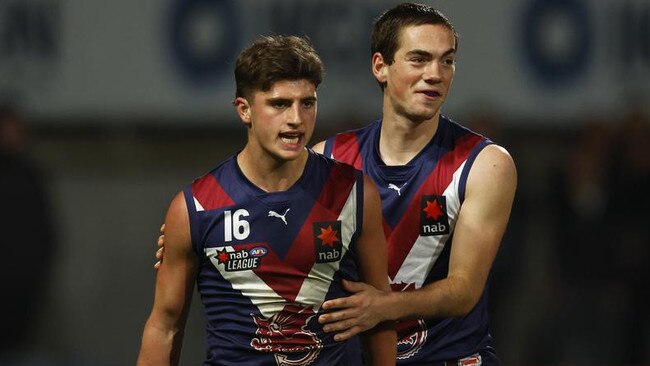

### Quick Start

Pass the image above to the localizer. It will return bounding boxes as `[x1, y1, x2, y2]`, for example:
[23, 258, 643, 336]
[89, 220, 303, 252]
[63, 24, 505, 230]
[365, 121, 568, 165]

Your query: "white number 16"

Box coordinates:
[224, 209, 250, 242]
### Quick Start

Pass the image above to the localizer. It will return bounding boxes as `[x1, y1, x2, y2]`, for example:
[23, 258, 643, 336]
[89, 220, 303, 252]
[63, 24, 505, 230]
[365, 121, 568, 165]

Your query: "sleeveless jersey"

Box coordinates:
[183, 150, 365, 366]
[323, 116, 495, 364]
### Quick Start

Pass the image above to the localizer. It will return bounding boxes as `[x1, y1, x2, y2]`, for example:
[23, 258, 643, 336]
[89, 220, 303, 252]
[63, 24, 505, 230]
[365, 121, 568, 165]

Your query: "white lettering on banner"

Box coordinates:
[2, 0, 647, 122]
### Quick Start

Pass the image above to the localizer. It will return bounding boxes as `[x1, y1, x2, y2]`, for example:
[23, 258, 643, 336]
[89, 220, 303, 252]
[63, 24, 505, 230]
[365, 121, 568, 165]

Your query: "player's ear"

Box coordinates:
[371, 52, 388, 84]
[234, 97, 252, 127]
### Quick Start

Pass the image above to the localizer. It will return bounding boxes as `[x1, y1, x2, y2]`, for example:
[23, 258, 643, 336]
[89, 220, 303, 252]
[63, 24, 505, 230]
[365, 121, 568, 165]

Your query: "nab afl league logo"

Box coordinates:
[420, 195, 450, 236]
[396, 319, 428, 359]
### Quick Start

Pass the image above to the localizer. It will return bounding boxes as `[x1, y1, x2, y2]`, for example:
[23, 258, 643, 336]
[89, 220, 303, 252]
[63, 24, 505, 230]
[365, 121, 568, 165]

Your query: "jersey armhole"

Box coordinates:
[458, 140, 493, 203]
[323, 138, 335, 159]
[182, 186, 203, 256]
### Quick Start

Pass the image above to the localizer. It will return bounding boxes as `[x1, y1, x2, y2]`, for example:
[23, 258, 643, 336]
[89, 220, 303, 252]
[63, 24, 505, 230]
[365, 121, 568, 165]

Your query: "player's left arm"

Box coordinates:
[406, 144, 517, 318]
[354, 175, 397, 365]
[320, 144, 516, 339]
[375, 144, 517, 320]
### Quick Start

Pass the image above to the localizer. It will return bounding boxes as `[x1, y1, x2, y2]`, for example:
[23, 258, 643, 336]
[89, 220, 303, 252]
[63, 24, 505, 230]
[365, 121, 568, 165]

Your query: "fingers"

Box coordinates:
[341, 279, 365, 292]
[320, 316, 365, 341]
[321, 298, 348, 310]
[154, 246, 164, 270]
[157, 234, 165, 248]
[319, 307, 354, 325]
[332, 326, 363, 341]
[154, 225, 165, 270]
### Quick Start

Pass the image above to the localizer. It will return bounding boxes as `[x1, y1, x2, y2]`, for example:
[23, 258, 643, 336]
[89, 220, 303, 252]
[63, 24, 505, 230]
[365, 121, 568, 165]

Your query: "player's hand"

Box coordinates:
[318, 279, 388, 341]
[153, 223, 166, 270]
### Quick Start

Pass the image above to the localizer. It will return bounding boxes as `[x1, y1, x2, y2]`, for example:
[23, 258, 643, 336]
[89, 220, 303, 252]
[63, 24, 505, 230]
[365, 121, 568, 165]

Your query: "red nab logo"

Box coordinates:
[313, 221, 342, 263]
[420, 195, 450, 236]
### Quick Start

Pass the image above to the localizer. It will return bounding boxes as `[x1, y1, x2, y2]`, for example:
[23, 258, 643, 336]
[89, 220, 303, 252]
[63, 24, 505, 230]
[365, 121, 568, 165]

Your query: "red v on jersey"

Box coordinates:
[332, 133, 363, 170]
[251, 166, 356, 303]
[191, 174, 235, 211]
[385, 134, 482, 279]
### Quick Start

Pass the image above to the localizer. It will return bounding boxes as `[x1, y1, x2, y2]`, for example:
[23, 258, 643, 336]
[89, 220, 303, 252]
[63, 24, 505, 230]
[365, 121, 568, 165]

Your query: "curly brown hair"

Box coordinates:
[234, 35, 324, 100]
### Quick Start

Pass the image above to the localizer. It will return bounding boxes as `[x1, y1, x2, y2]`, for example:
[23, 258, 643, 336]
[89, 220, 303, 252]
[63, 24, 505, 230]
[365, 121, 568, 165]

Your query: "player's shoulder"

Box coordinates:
[472, 143, 517, 187]
[478, 143, 515, 166]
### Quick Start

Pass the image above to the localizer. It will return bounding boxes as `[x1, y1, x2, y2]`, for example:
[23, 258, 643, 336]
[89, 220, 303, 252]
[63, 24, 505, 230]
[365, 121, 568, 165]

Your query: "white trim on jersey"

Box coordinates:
[392, 161, 465, 288]
[194, 197, 205, 212]
[205, 181, 358, 318]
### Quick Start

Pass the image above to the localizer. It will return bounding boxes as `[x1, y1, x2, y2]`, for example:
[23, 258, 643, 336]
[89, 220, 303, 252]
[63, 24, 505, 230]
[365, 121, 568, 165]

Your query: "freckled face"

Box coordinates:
[377, 24, 456, 122]
[236, 79, 317, 162]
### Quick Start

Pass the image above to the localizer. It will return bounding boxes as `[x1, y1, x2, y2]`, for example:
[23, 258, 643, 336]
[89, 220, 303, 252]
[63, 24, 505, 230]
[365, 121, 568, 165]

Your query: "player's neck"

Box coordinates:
[379, 111, 439, 166]
[237, 147, 308, 192]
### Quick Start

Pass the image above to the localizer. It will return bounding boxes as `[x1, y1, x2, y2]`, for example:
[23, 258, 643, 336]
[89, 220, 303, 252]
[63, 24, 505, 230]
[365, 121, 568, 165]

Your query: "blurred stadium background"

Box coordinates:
[1, 0, 649, 364]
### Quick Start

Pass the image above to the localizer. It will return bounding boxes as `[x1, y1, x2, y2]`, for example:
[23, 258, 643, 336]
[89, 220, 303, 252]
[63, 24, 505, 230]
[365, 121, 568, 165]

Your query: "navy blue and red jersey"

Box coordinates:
[323, 116, 495, 364]
[183, 150, 365, 366]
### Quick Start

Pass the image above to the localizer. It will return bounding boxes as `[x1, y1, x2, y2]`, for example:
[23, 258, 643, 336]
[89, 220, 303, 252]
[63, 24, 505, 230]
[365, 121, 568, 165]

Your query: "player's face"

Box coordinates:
[239, 79, 317, 162]
[377, 24, 456, 122]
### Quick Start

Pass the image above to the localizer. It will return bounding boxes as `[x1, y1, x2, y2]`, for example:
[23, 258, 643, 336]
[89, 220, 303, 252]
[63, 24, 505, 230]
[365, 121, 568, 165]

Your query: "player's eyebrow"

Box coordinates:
[405, 49, 433, 59]
[266, 96, 317, 104]
[406, 48, 456, 58]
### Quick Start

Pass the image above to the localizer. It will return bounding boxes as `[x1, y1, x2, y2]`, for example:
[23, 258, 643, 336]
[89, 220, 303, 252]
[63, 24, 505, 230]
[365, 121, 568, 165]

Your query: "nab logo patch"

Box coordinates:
[313, 221, 342, 263]
[420, 195, 450, 236]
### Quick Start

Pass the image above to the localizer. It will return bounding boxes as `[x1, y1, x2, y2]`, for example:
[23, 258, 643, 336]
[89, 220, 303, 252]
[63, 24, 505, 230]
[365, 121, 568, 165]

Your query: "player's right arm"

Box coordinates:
[138, 192, 198, 366]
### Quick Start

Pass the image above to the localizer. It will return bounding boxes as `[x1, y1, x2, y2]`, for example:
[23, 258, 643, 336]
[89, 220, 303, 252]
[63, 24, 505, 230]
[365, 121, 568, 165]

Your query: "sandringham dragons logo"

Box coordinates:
[251, 304, 322, 366]
[392, 282, 428, 359]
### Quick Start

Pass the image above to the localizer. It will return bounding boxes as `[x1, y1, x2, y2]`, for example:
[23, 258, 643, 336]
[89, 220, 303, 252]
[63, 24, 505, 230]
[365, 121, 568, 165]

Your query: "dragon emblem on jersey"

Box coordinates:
[392, 282, 428, 359]
[251, 304, 322, 366]
[396, 318, 428, 360]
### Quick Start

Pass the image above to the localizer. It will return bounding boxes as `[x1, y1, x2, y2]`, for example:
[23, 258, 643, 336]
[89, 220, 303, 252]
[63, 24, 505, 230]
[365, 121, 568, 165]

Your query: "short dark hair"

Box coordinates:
[234, 35, 324, 100]
[371, 3, 458, 65]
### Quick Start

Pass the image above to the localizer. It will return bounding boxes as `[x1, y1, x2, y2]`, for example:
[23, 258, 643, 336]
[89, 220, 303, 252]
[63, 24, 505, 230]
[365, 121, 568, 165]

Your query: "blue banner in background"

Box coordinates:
[0, 0, 647, 125]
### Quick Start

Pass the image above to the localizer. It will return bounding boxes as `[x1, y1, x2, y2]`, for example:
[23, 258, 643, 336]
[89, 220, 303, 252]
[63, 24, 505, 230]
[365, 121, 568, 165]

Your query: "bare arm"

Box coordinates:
[385, 144, 516, 319]
[311, 140, 326, 154]
[355, 176, 396, 365]
[320, 144, 517, 338]
[137, 192, 199, 366]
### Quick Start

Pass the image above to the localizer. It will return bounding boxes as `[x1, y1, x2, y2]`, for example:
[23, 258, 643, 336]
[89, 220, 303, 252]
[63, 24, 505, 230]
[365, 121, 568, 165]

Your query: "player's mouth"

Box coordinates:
[420, 90, 441, 98]
[279, 132, 302, 145]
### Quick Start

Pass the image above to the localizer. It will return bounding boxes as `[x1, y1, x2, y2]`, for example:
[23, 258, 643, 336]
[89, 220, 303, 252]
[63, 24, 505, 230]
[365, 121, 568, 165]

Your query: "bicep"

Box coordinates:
[149, 192, 198, 327]
[355, 176, 390, 291]
[449, 145, 517, 289]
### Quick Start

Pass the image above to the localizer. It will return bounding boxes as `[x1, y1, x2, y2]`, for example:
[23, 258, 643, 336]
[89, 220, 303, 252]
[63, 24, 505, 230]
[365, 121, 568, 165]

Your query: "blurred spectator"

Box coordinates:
[609, 108, 650, 363]
[544, 111, 650, 363]
[0, 105, 57, 361]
